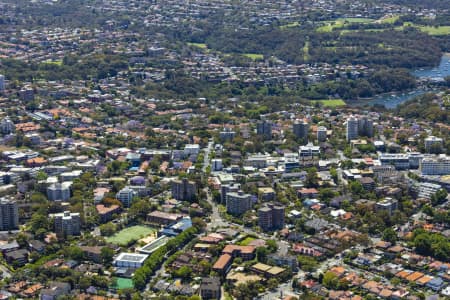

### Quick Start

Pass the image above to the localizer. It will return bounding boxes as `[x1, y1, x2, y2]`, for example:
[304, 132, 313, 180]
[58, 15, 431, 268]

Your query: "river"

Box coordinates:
[353, 54, 450, 109]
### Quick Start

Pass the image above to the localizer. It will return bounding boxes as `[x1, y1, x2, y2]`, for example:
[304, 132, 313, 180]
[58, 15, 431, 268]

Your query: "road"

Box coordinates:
[203, 140, 229, 230]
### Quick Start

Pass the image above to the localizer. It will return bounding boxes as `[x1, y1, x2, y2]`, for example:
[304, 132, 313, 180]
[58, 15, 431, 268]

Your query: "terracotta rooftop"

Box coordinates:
[213, 253, 232, 270]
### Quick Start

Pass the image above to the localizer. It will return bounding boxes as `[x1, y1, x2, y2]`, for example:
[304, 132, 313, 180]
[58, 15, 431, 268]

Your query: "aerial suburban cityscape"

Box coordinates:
[0, 0, 449, 300]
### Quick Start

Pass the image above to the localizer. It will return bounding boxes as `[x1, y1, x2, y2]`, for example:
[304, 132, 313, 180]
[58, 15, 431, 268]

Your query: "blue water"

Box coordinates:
[366, 89, 429, 109]
[412, 54, 450, 79]
[361, 54, 450, 108]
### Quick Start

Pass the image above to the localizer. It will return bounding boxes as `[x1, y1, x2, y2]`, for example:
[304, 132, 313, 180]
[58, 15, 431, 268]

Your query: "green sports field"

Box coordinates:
[310, 99, 346, 107]
[106, 225, 156, 246]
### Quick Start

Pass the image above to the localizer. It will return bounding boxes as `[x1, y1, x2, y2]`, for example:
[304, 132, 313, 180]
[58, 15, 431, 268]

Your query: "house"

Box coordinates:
[40, 282, 71, 300]
[80, 246, 103, 263]
[304, 218, 329, 232]
[4, 249, 28, 266]
[426, 277, 444, 291]
[28, 240, 45, 253]
[297, 188, 319, 199]
[199, 277, 221, 300]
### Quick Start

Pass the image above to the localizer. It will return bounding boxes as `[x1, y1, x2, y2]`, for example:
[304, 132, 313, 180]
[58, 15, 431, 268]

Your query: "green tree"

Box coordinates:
[382, 228, 397, 244]
[322, 271, 339, 290]
[101, 247, 115, 264]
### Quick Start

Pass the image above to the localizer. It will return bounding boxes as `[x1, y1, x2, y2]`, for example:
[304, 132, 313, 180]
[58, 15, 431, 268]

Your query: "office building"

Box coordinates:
[171, 178, 197, 201]
[183, 144, 200, 157]
[379, 153, 410, 170]
[420, 155, 450, 175]
[19, 87, 34, 101]
[257, 120, 272, 140]
[293, 120, 309, 142]
[116, 186, 136, 208]
[375, 198, 398, 216]
[53, 211, 81, 238]
[0, 74, 4, 91]
[317, 126, 327, 142]
[211, 159, 223, 171]
[0, 118, 14, 135]
[258, 203, 285, 231]
[284, 152, 299, 172]
[0, 197, 18, 231]
[219, 128, 236, 141]
[221, 182, 241, 204]
[226, 191, 253, 215]
[425, 136, 443, 153]
[299, 143, 320, 158]
[47, 182, 71, 201]
[358, 116, 374, 138]
[199, 277, 221, 300]
[408, 152, 424, 169]
[346, 116, 359, 141]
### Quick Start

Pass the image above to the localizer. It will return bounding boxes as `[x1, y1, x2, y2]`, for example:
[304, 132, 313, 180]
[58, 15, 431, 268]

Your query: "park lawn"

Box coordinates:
[243, 53, 264, 60]
[310, 99, 346, 107]
[239, 236, 256, 246]
[187, 42, 208, 49]
[106, 225, 156, 246]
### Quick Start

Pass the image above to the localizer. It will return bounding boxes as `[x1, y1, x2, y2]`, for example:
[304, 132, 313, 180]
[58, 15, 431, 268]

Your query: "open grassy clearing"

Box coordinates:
[239, 236, 256, 246]
[303, 40, 310, 61]
[378, 15, 400, 24]
[317, 18, 374, 32]
[187, 42, 208, 49]
[243, 53, 264, 60]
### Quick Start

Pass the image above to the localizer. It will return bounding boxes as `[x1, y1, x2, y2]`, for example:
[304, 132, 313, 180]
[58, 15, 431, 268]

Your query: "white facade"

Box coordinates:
[114, 252, 148, 268]
[47, 182, 72, 201]
[299, 143, 320, 158]
[420, 155, 450, 175]
[184, 144, 200, 156]
[346, 116, 359, 142]
[116, 186, 136, 207]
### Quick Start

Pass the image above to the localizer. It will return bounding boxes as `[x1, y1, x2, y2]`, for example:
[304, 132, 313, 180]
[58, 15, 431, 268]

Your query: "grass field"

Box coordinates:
[378, 15, 400, 24]
[239, 236, 256, 246]
[187, 42, 208, 49]
[106, 225, 156, 246]
[243, 53, 264, 60]
[310, 99, 346, 107]
[317, 18, 374, 32]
